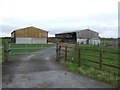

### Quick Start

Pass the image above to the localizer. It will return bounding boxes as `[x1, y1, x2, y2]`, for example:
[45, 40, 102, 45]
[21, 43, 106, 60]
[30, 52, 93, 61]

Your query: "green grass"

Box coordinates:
[0, 48, 2, 63]
[0, 39, 11, 46]
[0, 39, 11, 63]
[68, 45, 119, 74]
[60, 45, 119, 87]
[0, 39, 2, 47]
[61, 61, 119, 87]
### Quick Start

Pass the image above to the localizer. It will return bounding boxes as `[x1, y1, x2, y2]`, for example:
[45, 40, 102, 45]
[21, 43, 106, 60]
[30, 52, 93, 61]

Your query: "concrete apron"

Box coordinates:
[2, 47, 115, 88]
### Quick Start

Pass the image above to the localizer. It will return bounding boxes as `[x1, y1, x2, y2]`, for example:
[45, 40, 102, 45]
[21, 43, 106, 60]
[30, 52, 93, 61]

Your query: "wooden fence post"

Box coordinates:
[56, 43, 59, 61]
[100, 50, 102, 70]
[64, 46, 67, 62]
[3, 42, 10, 62]
[58, 46, 61, 61]
[78, 47, 81, 67]
[75, 43, 79, 54]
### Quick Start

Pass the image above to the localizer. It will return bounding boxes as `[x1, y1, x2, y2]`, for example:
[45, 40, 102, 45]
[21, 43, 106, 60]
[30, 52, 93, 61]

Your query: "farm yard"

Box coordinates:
[1, 37, 120, 88]
[2, 43, 116, 88]
[1, 0, 119, 88]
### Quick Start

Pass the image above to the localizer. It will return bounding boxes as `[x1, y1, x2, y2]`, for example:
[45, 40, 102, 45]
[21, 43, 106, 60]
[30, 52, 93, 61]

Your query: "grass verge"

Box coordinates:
[59, 45, 119, 87]
[61, 61, 119, 87]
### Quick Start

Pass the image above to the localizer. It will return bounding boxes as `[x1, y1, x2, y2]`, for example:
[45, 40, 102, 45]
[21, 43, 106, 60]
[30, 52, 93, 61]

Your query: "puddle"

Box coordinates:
[45, 58, 50, 60]
[27, 55, 35, 58]
[23, 55, 35, 60]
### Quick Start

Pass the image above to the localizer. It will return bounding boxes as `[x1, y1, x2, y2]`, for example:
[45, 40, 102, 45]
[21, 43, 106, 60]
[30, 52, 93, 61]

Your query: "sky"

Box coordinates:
[0, 0, 119, 38]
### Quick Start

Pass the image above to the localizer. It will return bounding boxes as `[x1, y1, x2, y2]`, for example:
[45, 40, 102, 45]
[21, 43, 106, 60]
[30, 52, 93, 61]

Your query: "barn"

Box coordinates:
[55, 29, 100, 44]
[11, 26, 48, 44]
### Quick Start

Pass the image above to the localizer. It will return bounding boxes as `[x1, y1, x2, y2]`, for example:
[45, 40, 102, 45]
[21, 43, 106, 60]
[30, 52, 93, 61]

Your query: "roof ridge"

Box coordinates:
[56, 29, 98, 34]
[11, 26, 48, 34]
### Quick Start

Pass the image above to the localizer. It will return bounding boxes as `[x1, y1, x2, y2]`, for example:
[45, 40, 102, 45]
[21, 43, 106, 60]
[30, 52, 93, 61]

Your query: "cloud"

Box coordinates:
[0, 0, 118, 17]
[0, 24, 19, 37]
[0, 0, 119, 38]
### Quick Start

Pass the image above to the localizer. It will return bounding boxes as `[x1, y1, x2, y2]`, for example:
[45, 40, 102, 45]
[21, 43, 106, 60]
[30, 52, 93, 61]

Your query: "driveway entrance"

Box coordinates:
[2, 47, 114, 88]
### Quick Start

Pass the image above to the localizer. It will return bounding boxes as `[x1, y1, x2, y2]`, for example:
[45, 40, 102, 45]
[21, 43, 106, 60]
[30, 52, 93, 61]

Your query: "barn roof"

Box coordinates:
[56, 29, 99, 34]
[11, 26, 49, 34]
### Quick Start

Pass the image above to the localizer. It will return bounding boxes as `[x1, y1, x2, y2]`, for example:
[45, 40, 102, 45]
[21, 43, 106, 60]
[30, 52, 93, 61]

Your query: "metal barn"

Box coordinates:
[55, 29, 100, 44]
[11, 26, 48, 44]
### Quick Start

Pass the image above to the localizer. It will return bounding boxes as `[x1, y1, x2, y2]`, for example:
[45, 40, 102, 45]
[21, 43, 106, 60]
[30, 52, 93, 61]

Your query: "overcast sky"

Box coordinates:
[0, 0, 119, 37]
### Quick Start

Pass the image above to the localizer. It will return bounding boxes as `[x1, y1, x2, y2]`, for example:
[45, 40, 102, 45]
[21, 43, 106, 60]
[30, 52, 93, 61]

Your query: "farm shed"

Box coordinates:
[11, 26, 48, 44]
[55, 29, 100, 44]
[89, 38, 100, 45]
[48, 37, 56, 42]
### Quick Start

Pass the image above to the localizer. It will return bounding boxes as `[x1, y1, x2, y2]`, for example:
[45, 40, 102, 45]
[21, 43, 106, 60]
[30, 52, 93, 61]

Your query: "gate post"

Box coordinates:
[3, 42, 10, 62]
[64, 46, 68, 62]
[99, 50, 102, 70]
[56, 42, 59, 61]
[78, 47, 81, 67]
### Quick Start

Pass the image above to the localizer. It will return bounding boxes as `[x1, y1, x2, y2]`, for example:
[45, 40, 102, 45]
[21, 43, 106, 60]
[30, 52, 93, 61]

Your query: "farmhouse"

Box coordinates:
[55, 29, 100, 44]
[11, 26, 48, 44]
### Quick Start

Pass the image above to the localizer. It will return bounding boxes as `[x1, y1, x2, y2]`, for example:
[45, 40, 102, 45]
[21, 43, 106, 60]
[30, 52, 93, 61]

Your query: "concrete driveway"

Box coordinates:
[2, 47, 115, 88]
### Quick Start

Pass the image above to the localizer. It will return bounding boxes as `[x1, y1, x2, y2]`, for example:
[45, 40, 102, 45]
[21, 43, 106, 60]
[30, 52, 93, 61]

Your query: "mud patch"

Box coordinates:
[21, 75, 30, 79]
[39, 82, 52, 88]
[23, 55, 35, 60]
[31, 57, 40, 60]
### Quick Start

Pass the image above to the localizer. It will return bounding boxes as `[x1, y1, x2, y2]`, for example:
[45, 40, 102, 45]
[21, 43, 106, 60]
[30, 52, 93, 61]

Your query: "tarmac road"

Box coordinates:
[2, 47, 115, 88]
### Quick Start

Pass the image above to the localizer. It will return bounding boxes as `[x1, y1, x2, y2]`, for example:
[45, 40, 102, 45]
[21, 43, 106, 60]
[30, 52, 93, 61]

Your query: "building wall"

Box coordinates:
[32, 38, 47, 44]
[89, 39, 100, 45]
[77, 39, 87, 44]
[16, 38, 32, 44]
[15, 27, 48, 38]
[76, 30, 99, 39]
[16, 38, 47, 44]
[55, 33, 76, 42]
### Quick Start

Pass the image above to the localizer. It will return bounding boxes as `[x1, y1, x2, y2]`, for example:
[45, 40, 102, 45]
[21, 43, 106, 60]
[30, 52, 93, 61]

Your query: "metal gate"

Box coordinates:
[3, 42, 55, 62]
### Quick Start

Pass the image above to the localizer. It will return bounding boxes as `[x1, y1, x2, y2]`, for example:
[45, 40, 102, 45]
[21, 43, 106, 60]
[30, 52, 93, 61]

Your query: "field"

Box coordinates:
[59, 45, 119, 87]
[0, 39, 11, 46]
[70, 45, 119, 74]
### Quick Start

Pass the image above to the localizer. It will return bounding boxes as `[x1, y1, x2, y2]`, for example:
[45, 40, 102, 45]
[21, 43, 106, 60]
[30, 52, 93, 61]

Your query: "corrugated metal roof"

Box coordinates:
[56, 29, 99, 34]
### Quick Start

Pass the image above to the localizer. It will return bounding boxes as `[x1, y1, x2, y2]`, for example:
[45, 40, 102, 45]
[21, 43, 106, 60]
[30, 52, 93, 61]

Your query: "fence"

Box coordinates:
[56, 43, 120, 76]
[101, 40, 119, 48]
